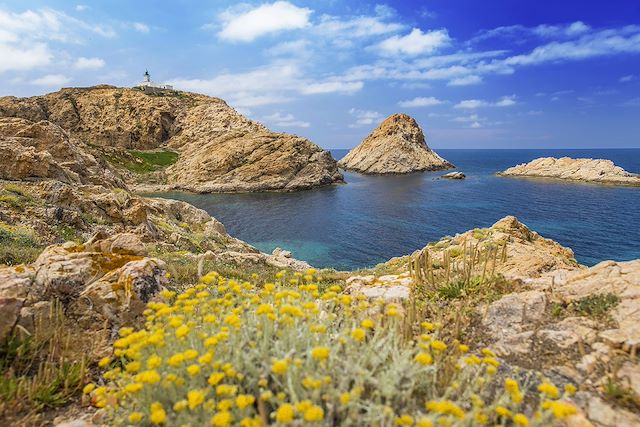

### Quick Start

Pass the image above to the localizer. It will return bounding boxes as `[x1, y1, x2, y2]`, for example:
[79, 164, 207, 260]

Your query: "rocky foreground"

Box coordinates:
[346, 216, 640, 426]
[0, 86, 343, 192]
[338, 113, 453, 174]
[498, 157, 640, 186]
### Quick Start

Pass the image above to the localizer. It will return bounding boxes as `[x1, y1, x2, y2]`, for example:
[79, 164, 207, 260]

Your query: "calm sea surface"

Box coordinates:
[149, 149, 640, 270]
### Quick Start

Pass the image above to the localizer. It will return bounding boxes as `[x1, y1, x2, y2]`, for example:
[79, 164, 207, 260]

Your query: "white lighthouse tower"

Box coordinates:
[134, 70, 173, 91]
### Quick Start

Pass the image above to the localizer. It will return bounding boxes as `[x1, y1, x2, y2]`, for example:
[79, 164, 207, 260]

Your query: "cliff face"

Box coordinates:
[0, 86, 343, 192]
[338, 113, 453, 174]
[498, 157, 640, 186]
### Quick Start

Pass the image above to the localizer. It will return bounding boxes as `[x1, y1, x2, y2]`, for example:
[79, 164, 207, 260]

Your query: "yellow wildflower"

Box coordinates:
[414, 352, 433, 365]
[275, 404, 295, 423]
[82, 383, 95, 394]
[150, 402, 166, 425]
[187, 389, 206, 409]
[211, 411, 233, 427]
[425, 400, 464, 419]
[513, 413, 529, 426]
[430, 340, 447, 352]
[236, 394, 255, 410]
[542, 400, 577, 419]
[303, 405, 324, 422]
[350, 328, 366, 342]
[361, 319, 375, 329]
[538, 381, 560, 399]
[187, 364, 201, 376]
[495, 406, 512, 417]
[128, 412, 144, 423]
[271, 359, 289, 375]
[311, 346, 330, 361]
[395, 415, 414, 426]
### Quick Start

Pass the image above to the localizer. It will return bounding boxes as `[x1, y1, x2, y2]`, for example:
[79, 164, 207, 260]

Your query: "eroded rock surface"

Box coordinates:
[338, 113, 453, 174]
[0, 86, 343, 192]
[498, 157, 640, 186]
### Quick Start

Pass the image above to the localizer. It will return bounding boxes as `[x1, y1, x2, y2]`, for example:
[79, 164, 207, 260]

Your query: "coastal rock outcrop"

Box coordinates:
[338, 113, 453, 174]
[0, 233, 168, 353]
[0, 117, 126, 188]
[498, 157, 640, 186]
[0, 86, 343, 192]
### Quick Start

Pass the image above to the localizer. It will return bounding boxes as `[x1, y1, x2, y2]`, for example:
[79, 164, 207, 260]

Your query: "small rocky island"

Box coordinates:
[499, 157, 640, 186]
[338, 113, 453, 174]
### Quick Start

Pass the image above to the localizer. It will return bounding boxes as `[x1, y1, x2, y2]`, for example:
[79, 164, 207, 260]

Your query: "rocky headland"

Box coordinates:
[498, 157, 640, 186]
[338, 113, 454, 174]
[0, 86, 343, 193]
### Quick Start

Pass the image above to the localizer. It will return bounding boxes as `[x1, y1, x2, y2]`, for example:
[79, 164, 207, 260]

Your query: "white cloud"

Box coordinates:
[0, 42, 52, 72]
[300, 80, 362, 95]
[454, 99, 487, 109]
[495, 95, 517, 106]
[133, 22, 150, 33]
[74, 56, 105, 70]
[452, 113, 480, 122]
[262, 112, 310, 128]
[348, 108, 382, 127]
[169, 62, 362, 107]
[0, 7, 118, 74]
[377, 28, 450, 56]
[31, 74, 70, 86]
[566, 21, 590, 36]
[504, 27, 640, 66]
[454, 95, 516, 109]
[218, 1, 311, 42]
[619, 74, 634, 82]
[316, 14, 403, 38]
[398, 96, 443, 108]
[470, 121, 482, 128]
[75, 5, 88, 12]
[447, 75, 482, 86]
[266, 39, 310, 56]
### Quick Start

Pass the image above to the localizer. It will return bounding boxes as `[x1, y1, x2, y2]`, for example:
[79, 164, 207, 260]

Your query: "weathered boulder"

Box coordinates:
[0, 234, 167, 346]
[498, 157, 640, 186]
[338, 113, 453, 174]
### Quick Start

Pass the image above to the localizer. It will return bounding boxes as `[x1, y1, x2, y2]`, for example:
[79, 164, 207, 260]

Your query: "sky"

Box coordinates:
[1, 1, 639, 149]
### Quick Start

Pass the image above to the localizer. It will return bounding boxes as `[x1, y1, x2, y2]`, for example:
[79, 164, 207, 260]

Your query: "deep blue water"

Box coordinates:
[150, 149, 640, 270]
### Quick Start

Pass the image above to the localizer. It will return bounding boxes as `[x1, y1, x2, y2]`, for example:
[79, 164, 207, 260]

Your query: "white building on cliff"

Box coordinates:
[134, 70, 174, 91]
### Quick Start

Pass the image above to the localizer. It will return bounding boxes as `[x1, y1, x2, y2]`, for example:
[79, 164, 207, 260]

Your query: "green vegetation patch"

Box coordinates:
[0, 222, 44, 266]
[552, 293, 620, 320]
[105, 150, 179, 174]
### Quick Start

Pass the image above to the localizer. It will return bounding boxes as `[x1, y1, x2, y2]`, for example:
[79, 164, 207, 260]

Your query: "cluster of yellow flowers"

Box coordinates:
[87, 270, 578, 426]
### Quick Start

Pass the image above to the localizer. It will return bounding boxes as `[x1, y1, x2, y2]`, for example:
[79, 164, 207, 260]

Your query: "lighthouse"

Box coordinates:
[134, 70, 174, 91]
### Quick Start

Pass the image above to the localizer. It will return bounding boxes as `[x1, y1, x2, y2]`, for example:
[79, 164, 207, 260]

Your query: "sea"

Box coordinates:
[149, 149, 640, 271]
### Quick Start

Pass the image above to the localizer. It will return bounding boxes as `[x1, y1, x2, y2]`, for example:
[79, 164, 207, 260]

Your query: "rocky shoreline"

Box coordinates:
[498, 157, 640, 186]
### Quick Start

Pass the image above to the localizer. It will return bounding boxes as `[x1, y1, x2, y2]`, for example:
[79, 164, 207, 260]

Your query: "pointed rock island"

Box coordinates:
[338, 113, 453, 174]
[498, 157, 640, 186]
[0, 86, 344, 193]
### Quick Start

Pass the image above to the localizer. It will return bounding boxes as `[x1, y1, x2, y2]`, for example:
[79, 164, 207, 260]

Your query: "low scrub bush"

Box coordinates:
[88, 271, 576, 426]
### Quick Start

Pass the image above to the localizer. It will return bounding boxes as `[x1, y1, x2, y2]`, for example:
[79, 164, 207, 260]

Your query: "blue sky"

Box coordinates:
[1, 1, 639, 149]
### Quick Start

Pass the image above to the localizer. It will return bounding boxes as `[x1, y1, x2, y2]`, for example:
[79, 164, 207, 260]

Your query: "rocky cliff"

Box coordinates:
[498, 157, 640, 186]
[0, 86, 343, 192]
[338, 113, 453, 174]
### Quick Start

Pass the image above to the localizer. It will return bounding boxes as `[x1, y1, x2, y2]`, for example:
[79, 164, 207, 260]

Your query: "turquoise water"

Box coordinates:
[149, 149, 640, 270]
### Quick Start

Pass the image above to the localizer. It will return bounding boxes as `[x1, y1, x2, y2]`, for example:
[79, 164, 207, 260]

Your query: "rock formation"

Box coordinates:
[338, 113, 453, 174]
[0, 86, 343, 192]
[498, 157, 640, 186]
[0, 233, 167, 357]
[0, 117, 126, 188]
[441, 171, 465, 180]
